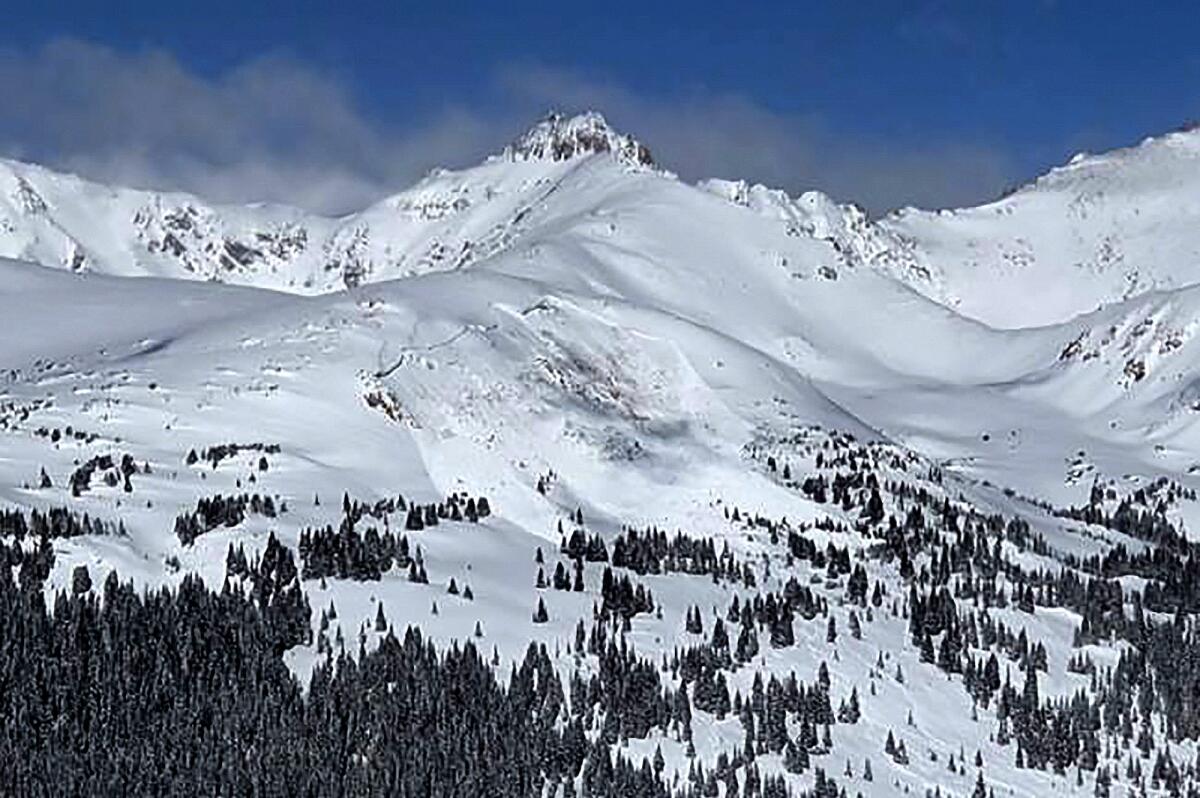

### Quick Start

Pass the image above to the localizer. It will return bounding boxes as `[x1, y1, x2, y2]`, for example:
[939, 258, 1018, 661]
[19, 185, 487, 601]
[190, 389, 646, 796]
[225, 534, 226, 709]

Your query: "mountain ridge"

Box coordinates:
[6, 112, 1200, 333]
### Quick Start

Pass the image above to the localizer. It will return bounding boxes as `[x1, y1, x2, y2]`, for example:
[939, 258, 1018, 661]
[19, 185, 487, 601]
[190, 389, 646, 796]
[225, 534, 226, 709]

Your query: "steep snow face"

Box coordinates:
[875, 129, 1200, 328]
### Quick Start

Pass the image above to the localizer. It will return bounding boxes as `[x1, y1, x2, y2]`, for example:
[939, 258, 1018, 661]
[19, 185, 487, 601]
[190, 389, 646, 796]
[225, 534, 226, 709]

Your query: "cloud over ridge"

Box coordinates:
[0, 39, 1016, 216]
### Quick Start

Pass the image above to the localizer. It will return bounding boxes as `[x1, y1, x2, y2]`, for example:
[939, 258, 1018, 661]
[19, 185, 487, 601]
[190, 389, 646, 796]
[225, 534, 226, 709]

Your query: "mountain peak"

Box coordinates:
[503, 111, 654, 167]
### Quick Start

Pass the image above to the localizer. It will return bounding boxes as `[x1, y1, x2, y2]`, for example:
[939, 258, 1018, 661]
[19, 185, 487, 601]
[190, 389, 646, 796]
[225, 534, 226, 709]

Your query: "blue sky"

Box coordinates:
[2, 1, 1197, 214]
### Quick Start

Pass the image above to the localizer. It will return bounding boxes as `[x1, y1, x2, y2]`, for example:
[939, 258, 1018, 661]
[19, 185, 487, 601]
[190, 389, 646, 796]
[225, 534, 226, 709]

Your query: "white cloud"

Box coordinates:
[0, 40, 1019, 216]
[0, 39, 501, 214]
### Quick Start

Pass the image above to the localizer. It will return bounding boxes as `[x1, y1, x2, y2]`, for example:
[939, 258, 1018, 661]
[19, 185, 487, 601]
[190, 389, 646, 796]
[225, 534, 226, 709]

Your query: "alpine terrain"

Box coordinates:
[6, 110, 1200, 797]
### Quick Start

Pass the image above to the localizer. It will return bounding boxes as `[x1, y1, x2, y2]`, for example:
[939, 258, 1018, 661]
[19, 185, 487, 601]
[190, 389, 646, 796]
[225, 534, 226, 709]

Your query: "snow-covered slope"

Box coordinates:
[8, 113, 1200, 796]
[879, 129, 1200, 328]
[699, 128, 1200, 329]
[0, 112, 659, 291]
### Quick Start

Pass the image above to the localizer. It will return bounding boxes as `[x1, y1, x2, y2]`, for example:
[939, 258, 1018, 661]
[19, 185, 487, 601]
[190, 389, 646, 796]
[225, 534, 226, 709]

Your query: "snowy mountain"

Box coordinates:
[5, 112, 1200, 796]
[699, 127, 1200, 330]
[11, 111, 1200, 329]
[0, 112, 659, 292]
[872, 129, 1200, 328]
